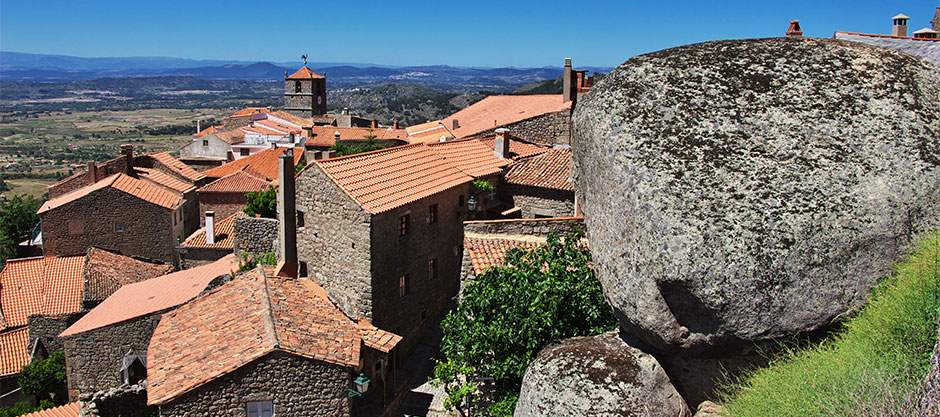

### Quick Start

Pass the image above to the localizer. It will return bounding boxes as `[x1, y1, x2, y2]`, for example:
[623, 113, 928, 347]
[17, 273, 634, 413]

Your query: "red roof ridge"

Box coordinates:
[287, 66, 324, 79]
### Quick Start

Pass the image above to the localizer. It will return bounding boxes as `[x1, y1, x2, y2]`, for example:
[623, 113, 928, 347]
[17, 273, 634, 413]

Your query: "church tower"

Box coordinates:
[284, 56, 326, 117]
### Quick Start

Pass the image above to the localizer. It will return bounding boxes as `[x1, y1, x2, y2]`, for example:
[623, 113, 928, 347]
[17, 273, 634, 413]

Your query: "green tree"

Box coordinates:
[0, 194, 42, 265]
[433, 229, 616, 416]
[243, 186, 277, 218]
[18, 351, 66, 400]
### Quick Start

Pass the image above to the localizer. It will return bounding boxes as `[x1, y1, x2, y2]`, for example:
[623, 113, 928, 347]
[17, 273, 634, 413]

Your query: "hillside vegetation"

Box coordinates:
[720, 231, 940, 416]
[329, 84, 489, 126]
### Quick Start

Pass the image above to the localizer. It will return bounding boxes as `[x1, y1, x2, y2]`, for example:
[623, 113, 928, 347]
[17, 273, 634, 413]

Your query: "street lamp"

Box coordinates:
[467, 196, 477, 213]
[348, 373, 371, 397]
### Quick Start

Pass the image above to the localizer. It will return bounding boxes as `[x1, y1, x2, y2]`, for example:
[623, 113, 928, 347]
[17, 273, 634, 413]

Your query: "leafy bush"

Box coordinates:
[0, 194, 41, 265]
[720, 231, 940, 416]
[243, 186, 276, 218]
[433, 229, 616, 416]
[0, 399, 55, 417]
[236, 250, 278, 273]
[472, 179, 493, 193]
[330, 139, 384, 157]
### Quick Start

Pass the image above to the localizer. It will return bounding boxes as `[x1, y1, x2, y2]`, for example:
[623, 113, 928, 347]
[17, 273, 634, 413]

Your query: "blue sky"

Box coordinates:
[1, 0, 937, 67]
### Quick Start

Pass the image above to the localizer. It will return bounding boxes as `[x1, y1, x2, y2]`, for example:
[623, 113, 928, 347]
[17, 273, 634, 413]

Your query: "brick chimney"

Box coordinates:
[562, 58, 573, 103]
[393, 120, 399, 129]
[86, 161, 97, 184]
[892, 14, 910, 37]
[205, 211, 216, 245]
[120, 144, 134, 176]
[494, 128, 510, 159]
[786, 20, 803, 37]
[276, 151, 297, 277]
[452, 119, 459, 130]
[371, 119, 378, 128]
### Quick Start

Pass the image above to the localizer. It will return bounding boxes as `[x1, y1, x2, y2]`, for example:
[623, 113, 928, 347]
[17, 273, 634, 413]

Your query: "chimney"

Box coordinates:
[786, 20, 803, 37]
[196, 119, 201, 134]
[120, 144, 134, 176]
[334, 131, 341, 142]
[494, 128, 510, 159]
[892, 14, 910, 37]
[452, 119, 459, 130]
[321, 150, 338, 159]
[562, 58, 573, 103]
[342, 107, 350, 115]
[86, 161, 97, 184]
[277, 152, 297, 275]
[393, 120, 399, 129]
[205, 211, 216, 245]
[371, 119, 378, 128]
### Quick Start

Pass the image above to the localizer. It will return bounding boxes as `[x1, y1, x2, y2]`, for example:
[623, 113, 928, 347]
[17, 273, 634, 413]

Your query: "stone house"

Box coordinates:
[80, 247, 173, 310]
[426, 137, 510, 217]
[441, 94, 573, 144]
[58, 255, 236, 400]
[502, 148, 577, 218]
[295, 143, 473, 358]
[177, 130, 231, 171]
[196, 167, 272, 227]
[232, 113, 309, 159]
[178, 212, 243, 268]
[834, 11, 940, 66]
[146, 269, 401, 417]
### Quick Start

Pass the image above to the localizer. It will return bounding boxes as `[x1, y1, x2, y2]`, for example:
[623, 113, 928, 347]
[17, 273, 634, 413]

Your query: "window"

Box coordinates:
[421, 310, 428, 321]
[240, 148, 250, 156]
[299, 261, 308, 278]
[246, 400, 274, 417]
[121, 355, 146, 386]
[202, 139, 209, 147]
[399, 214, 410, 237]
[294, 80, 302, 93]
[296, 210, 305, 227]
[399, 274, 409, 298]
[428, 259, 437, 281]
[428, 204, 438, 224]
[113, 223, 124, 232]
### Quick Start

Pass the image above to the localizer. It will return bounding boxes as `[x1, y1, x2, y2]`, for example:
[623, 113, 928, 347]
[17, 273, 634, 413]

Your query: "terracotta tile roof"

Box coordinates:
[228, 107, 268, 118]
[180, 213, 244, 250]
[82, 247, 173, 305]
[203, 147, 304, 180]
[441, 95, 571, 139]
[505, 148, 574, 191]
[21, 402, 80, 417]
[0, 256, 84, 330]
[287, 66, 324, 79]
[356, 318, 402, 353]
[197, 168, 272, 194]
[406, 121, 454, 144]
[147, 272, 400, 405]
[212, 129, 246, 145]
[147, 152, 206, 182]
[478, 136, 550, 159]
[38, 174, 182, 214]
[427, 138, 509, 178]
[314, 144, 473, 215]
[266, 111, 314, 128]
[193, 125, 222, 138]
[59, 255, 237, 337]
[38, 174, 117, 214]
[242, 119, 302, 136]
[306, 126, 408, 147]
[464, 237, 541, 275]
[136, 167, 196, 194]
[0, 327, 30, 376]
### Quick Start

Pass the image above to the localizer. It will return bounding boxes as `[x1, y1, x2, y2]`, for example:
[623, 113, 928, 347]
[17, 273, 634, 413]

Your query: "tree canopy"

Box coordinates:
[0, 193, 41, 265]
[243, 186, 277, 218]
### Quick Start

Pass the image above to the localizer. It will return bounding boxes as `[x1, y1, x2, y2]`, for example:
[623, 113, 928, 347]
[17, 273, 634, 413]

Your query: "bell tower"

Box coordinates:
[284, 54, 326, 117]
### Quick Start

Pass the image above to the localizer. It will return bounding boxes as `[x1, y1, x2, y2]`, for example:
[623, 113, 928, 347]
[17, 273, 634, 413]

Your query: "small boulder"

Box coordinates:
[572, 37, 940, 354]
[515, 331, 690, 417]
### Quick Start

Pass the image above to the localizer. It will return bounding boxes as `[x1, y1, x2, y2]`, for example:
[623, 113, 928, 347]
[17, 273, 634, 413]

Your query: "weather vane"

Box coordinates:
[302, 54, 308, 66]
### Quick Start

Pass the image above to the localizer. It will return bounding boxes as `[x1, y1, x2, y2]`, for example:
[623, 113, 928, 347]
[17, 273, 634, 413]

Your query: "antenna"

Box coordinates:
[302, 54, 308, 66]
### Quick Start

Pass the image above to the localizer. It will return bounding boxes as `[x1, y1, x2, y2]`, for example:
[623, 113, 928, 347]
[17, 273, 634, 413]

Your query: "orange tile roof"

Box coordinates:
[38, 174, 182, 214]
[197, 168, 272, 194]
[0, 327, 30, 376]
[505, 148, 574, 191]
[180, 213, 244, 250]
[0, 256, 84, 330]
[136, 167, 196, 194]
[266, 111, 314, 128]
[147, 272, 399, 405]
[313, 144, 473, 215]
[287, 66, 324, 79]
[306, 126, 408, 147]
[21, 402, 80, 417]
[211, 129, 246, 145]
[82, 247, 173, 305]
[228, 107, 268, 117]
[193, 125, 222, 138]
[478, 135, 550, 159]
[146, 152, 206, 182]
[427, 138, 509, 178]
[38, 174, 118, 214]
[357, 318, 402, 353]
[203, 147, 304, 180]
[60, 255, 237, 337]
[405, 121, 455, 144]
[442, 95, 571, 139]
[242, 119, 301, 136]
[464, 237, 541, 275]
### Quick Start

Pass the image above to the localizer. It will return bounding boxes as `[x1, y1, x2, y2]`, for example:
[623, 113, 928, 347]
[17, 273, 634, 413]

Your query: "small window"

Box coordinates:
[294, 80, 302, 93]
[399, 274, 409, 298]
[240, 148, 250, 156]
[299, 261, 308, 278]
[428, 204, 438, 224]
[296, 210, 305, 227]
[114, 223, 124, 232]
[399, 214, 410, 237]
[458, 195, 465, 207]
[428, 259, 437, 281]
[247, 400, 274, 417]
[202, 139, 209, 147]
[121, 355, 146, 386]
[421, 310, 428, 321]
[67, 220, 84, 235]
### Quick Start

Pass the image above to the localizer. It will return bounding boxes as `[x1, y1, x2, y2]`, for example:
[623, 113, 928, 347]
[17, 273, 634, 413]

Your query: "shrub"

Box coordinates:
[244, 186, 276, 218]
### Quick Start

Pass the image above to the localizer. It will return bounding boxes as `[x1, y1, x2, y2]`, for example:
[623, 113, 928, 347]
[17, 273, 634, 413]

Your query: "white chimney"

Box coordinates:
[495, 128, 510, 159]
[196, 119, 201, 134]
[892, 14, 910, 37]
[205, 211, 216, 245]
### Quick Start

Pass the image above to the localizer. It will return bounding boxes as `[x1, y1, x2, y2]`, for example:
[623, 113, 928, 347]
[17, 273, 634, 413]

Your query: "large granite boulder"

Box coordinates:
[572, 37, 940, 355]
[515, 331, 691, 417]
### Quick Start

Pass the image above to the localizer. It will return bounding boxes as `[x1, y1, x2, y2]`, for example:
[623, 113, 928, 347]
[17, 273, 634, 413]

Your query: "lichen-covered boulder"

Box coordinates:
[572, 37, 940, 354]
[515, 331, 691, 417]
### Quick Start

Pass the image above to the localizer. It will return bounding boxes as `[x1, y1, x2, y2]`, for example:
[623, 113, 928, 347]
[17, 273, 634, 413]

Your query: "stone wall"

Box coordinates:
[40, 186, 176, 265]
[284, 77, 327, 117]
[233, 216, 279, 260]
[28, 312, 85, 354]
[295, 166, 373, 321]
[157, 351, 350, 417]
[179, 247, 231, 269]
[197, 192, 247, 227]
[475, 110, 571, 145]
[80, 384, 153, 417]
[834, 33, 940, 67]
[369, 184, 469, 358]
[501, 183, 575, 219]
[62, 312, 165, 400]
[49, 157, 129, 199]
[463, 216, 584, 237]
